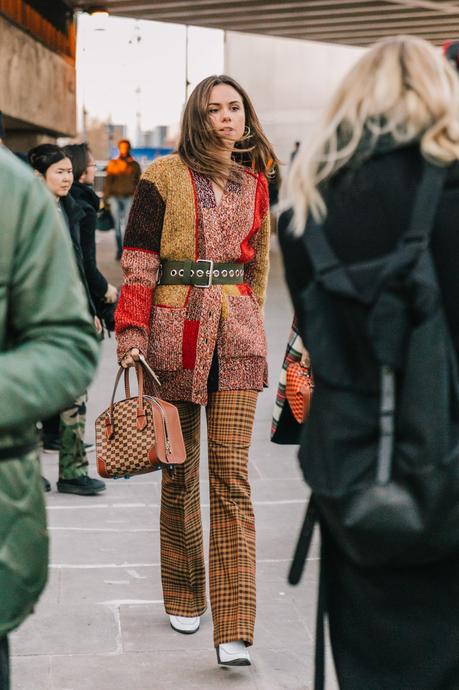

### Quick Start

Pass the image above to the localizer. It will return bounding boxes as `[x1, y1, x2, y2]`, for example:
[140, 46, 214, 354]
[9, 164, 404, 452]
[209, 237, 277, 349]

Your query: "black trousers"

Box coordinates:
[0, 637, 9, 690]
[42, 413, 60, 440]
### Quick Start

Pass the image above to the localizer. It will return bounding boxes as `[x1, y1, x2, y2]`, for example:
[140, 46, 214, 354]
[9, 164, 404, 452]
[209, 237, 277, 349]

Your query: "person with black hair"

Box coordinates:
[64, 143, 118, 332]
[28, 143, 106, 496]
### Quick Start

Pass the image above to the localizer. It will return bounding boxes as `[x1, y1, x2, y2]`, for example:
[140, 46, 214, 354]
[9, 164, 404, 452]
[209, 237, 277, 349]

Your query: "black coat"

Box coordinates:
[70, 182, 108, 302]
[60, 195, 96, 316]
[279, 144, 459, 350]
[279, 145, 459, 690]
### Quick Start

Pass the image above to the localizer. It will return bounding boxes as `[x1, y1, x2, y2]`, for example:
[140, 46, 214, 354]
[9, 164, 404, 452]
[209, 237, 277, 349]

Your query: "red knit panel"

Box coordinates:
[115, 284, 152, 335]
[182, 320, 200, 369]
[238, 173, 269, 263]
[237, 284, 251, 295]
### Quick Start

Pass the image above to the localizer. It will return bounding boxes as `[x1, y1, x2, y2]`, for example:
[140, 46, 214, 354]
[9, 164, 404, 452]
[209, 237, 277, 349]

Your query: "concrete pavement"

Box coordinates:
[10, 232, 338, 690]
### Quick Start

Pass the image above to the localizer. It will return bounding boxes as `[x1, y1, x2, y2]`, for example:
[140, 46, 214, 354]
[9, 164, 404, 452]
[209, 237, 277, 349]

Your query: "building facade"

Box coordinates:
[0, 0, 76, 150]
[224, 31, 363, 173]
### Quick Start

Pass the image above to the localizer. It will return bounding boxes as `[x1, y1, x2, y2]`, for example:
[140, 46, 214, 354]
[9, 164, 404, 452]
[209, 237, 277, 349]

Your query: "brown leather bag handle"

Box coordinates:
[124, 368, 131, 399]
[135, 363, 147, 430]
[106, 362, 161, 438]
[107, 365, 144, 435]
[124, 356, 161, 399]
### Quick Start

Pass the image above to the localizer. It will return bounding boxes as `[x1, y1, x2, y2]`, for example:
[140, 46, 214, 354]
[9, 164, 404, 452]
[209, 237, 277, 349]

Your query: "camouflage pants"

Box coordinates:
[59, 393, 89, 480]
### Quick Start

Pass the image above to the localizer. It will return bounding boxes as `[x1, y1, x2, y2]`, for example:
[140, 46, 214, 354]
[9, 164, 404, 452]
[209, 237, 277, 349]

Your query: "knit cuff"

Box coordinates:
[116, 328, 147, 364]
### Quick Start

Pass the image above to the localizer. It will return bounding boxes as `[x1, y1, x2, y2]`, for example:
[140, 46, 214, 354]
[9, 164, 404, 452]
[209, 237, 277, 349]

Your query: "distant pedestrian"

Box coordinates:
[280, 36, 459, 690]
[28, 144, 106, 496]
[0, 146, 99, 689]
[103, 139, 141, 260]
[116, 74, 279, 666]
[64, 143, 118, 331]
[443, 38, 459, 71]
[267, 159, 281, 233]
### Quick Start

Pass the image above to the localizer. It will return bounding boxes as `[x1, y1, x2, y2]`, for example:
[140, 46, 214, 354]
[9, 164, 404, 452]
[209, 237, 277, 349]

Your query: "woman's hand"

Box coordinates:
[104, 283, 118, 304]
[120, 347, 140, 369]
[300, 350, 310, 368]
[298, 338, 310, 368]
[94, 316, 103, 335]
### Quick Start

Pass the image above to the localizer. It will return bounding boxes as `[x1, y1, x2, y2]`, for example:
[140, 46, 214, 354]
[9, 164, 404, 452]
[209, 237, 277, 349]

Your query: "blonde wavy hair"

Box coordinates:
[289, 35, 459, 234]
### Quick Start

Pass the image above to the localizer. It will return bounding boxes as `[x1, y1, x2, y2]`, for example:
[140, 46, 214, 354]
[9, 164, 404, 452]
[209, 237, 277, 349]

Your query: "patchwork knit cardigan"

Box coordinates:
[115, 153, 270, 405]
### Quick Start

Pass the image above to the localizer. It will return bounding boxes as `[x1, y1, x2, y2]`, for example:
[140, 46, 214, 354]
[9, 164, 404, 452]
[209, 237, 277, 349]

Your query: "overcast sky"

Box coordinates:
[76, 13, 224, 140]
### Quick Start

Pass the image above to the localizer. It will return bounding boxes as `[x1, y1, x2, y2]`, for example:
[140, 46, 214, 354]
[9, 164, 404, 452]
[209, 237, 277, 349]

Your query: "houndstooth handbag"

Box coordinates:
[95, 358, 186, 479]
[285, 362, 314, 424]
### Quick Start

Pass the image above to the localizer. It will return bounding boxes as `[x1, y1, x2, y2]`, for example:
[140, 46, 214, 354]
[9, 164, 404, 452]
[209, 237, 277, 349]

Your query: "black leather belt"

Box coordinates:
[158, 259, 244, 287]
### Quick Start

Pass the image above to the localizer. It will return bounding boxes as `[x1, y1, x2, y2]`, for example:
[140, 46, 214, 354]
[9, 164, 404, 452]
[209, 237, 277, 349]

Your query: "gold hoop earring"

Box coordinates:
[244, 125, 252, 137]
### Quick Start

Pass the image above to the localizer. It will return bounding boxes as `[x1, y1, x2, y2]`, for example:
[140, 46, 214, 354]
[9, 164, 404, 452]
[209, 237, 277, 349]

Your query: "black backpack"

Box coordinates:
[289, 162, 459, 581]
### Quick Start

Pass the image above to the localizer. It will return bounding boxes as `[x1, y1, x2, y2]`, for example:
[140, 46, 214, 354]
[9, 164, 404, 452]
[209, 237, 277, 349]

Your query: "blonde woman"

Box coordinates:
[279, 36, 459, 690]
[116, 76, 278, 666]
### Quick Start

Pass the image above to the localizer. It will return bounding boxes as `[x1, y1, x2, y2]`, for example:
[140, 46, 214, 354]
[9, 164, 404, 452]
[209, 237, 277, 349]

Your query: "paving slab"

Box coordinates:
[10, 236, 339, 689]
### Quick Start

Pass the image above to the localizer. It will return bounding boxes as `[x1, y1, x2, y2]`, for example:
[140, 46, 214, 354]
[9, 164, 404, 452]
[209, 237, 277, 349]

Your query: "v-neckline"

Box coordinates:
[210, 179, 227, 210]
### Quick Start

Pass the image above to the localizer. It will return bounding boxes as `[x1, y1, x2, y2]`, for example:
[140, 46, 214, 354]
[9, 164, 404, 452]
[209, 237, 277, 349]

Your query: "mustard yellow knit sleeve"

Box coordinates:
[248, 208, 270, 310]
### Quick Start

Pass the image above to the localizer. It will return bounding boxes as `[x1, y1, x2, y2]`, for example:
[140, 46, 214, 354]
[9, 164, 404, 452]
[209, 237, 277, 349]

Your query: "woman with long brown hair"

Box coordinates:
[116, 75, 278, 665]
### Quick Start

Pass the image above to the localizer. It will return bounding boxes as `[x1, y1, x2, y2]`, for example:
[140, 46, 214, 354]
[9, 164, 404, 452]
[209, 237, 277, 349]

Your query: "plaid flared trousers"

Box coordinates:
[160, 390, 258, 647]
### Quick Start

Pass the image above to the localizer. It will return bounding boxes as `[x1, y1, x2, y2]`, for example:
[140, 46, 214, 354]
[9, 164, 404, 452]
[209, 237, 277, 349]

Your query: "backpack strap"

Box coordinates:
[302, 216, 361, 300]
[302, 162, 448, 294]
[376, 365, 396, 485]
[375, 164, 447, 485]
[314, 546, 327, 690]
[288, 496, 318, 585]
[403, 163, 448, 244]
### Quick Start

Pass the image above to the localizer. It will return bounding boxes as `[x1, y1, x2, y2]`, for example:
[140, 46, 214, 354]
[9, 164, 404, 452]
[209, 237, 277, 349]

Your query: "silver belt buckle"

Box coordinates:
[195, 259, 214, 288]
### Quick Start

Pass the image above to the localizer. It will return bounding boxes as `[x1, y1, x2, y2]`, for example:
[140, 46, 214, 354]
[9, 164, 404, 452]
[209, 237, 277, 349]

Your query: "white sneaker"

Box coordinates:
[216, 640, 251, 666]
[169, 614, 200, 634]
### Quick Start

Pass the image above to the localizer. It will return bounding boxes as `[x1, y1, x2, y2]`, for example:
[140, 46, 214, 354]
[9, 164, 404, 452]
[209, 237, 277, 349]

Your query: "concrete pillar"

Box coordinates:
[0, 13, 76, 150]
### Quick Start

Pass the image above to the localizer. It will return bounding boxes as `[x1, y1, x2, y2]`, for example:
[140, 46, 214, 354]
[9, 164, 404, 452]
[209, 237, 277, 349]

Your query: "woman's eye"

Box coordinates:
[209, 109, 218, 114]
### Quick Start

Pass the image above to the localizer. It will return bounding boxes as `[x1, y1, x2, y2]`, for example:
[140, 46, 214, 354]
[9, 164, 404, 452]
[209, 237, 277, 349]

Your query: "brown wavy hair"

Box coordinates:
[178, 74, 279, 183]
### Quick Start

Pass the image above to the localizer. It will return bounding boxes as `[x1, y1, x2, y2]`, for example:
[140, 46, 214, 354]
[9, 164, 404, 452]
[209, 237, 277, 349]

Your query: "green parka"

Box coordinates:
[0, 148, 99, 635]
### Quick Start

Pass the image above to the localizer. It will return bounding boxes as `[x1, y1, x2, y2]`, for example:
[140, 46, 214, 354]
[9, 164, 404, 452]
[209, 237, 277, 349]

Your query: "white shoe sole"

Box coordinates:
[169, 617, 200, 635]
[216, 648, 251, 666]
